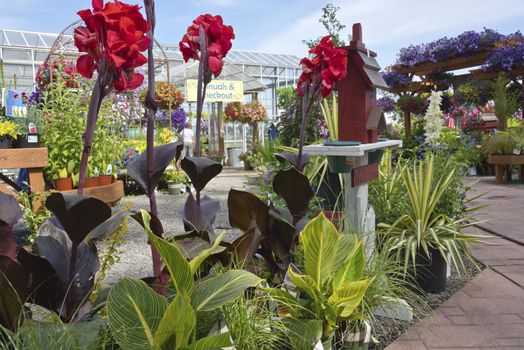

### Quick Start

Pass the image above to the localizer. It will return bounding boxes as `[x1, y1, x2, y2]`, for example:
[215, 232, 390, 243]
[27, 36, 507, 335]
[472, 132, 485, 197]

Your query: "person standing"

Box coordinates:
[181, 121, 194, 158]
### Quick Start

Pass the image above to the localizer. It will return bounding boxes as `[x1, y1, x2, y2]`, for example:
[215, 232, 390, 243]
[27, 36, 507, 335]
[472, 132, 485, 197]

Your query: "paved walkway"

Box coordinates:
[386, 176, 524, 350]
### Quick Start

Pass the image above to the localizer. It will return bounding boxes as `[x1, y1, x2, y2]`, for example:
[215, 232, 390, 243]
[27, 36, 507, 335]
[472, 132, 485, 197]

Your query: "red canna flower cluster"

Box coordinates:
[179, 14, 235, 79]
[297, 35, 348, 98]
[73, 0, 151, 92]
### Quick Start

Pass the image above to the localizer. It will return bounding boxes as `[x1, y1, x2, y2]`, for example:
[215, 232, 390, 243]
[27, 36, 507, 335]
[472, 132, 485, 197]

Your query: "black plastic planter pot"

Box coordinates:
[17, 133, 40, 148]
[317, 169, 343, 210]
[324, 141, 361, 174]
[0, 139, 11, 149]
[414, 246, 447, 293]
[367, 149, 383, 164]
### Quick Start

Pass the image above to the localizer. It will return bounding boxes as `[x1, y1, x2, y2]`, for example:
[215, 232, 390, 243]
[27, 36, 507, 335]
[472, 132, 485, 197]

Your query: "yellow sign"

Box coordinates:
[185, 79, 243, 102]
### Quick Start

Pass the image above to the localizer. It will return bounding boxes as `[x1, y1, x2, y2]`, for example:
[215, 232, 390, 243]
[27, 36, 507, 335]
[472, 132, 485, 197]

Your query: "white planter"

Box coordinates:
[468, 167, 477, 176]
[514, 148, 522, 155]
[341, 321, 371, 349]
[167, 182, 183, 195]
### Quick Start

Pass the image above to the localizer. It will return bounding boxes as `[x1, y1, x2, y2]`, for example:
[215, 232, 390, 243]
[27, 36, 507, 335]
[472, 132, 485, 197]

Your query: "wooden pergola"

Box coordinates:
[386, 42, 524, 137]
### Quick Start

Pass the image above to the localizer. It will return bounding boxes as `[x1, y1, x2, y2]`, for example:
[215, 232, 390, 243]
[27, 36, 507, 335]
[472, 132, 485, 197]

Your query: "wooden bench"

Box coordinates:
[0, 148, 48, 194]
[487, 155, 524, 184]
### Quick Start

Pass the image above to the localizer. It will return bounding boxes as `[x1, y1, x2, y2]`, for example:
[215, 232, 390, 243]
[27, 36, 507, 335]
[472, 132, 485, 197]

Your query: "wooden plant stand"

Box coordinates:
[60, 180, 125, 206]
[0, 148, 48, 195]
[488, 155, 524, 184]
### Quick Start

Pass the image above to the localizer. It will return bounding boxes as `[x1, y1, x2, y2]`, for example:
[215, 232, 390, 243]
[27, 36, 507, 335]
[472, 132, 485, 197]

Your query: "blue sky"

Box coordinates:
[2, 0, 524, 67]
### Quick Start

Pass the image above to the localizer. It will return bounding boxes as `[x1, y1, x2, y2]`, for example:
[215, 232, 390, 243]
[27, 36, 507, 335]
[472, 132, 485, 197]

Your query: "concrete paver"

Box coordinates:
[386, 177, 524, 350]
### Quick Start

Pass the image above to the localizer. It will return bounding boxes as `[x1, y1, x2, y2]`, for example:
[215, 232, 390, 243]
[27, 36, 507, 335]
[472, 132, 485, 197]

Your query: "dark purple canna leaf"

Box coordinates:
[127, 142, 184, 196]
[0, 192, 22, 229]
[275, 153, 310, 172]
[181, 157, 223, 192]
[267, 208, 296, 269]
[86, 208, 138, 243]
[0, 220, 16, 260]
[16, 248, 62, 313]
[46, 193, 111, 245]
[273, 167, 314, 222]
[131, 210, 165, 238]
[224, 218, 263, 267]
[228, 189, 269, 234]
[34, 220, 100, 320]
[183, 193, 220, 240]
[0, 256, 29, 332]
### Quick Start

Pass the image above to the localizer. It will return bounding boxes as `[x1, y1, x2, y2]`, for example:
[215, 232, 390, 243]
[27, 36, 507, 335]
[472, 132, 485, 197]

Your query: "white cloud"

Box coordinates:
[254, 0, 524, 66]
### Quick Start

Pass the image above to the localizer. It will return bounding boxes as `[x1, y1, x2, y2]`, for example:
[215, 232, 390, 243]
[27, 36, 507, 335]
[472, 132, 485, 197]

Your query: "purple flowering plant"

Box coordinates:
[171, 108, 187, 132]
[395, 28, 508, 68]
[378, 96, 397, 113]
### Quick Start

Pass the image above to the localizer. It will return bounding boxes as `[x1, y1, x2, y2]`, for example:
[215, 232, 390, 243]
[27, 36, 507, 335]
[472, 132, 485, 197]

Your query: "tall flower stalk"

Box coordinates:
[179, 14, 235, 156]
[142, 0, 164, 286]
[74, 0, 150, 193]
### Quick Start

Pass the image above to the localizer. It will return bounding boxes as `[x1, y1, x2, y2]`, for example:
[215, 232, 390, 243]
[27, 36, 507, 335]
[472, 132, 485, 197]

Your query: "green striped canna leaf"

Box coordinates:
[107, 278, 168, 350]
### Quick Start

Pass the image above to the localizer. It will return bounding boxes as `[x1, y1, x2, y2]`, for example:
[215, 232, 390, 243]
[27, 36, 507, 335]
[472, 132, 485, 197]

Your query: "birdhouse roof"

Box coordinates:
[357, 51, 388, 89]
[366, 107, 387, 131]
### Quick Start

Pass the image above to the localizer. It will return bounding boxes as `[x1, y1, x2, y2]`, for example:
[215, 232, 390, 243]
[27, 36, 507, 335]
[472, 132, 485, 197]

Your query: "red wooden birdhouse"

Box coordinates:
[337, 23, 388, 144]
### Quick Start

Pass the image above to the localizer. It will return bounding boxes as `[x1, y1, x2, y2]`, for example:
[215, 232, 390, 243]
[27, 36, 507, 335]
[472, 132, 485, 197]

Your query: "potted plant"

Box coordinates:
[509, 126, 524, 155]
[0, 119, 21, 149]
[12, 109, 41, 148]
[163, 169, 187, 195]
[239, 150, 255, 170]
[53, 168, 74, 191]
[379, 155, 483, 292]
[267, 213, 373, 349]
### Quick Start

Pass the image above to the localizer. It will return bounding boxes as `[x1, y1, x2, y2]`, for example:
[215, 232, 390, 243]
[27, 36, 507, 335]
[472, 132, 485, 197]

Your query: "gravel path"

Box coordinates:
[103, 168, 256, 282]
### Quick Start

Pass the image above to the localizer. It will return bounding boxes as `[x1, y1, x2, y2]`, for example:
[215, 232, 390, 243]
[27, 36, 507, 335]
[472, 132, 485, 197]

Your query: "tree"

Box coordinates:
[302, 3, 350, 49]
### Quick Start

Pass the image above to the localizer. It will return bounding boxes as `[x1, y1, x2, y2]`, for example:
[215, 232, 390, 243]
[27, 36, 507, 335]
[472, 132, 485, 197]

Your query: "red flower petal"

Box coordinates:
[92, 0, 103, 11]
[77, 55, 95, 78]
[208, 55, 223, 77]
[127, 72, 144, 90]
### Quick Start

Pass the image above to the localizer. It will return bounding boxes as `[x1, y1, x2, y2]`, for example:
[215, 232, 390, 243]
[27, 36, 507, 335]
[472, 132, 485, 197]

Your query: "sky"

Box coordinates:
[1, 0, 524, 67]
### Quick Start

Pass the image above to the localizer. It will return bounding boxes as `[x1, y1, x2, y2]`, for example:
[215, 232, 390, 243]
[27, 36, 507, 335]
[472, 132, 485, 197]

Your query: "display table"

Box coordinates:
[0, 147, 48, 194]
[488, 155, 524, 184]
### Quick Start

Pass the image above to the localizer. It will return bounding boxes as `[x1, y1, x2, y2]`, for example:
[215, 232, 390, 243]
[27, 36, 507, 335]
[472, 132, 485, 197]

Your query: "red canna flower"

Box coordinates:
[179, 14, 235, 79]
[297, 35, 348, 98]
[73, 0, 150, 92]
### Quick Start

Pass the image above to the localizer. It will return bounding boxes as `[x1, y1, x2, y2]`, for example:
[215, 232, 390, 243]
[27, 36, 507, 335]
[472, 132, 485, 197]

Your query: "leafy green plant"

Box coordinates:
[162, 169, 188, 184]
[16, 190, 51, 245]
[494, 73, 519, 130]
[222, 294, 287, 350]
[106, 210, 263, 350]
[369, 150, 406, 226]
[485, 135, 515, 155]
[320, 93, 338, 141]
[40, 59, 124, 182]
[378, 155, 483, 273]
[508, 124, 524, 153]
[0, 118, 22, 141]
[267, 213, 372, 348]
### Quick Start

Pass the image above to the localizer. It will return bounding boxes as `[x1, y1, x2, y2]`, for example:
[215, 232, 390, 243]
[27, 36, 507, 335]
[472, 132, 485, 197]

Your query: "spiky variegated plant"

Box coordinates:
[378, 154, 484, 273]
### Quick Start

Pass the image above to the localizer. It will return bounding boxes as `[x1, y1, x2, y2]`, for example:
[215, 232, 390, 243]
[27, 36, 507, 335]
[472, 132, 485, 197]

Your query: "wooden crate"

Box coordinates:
[60, 180, 125, 206]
